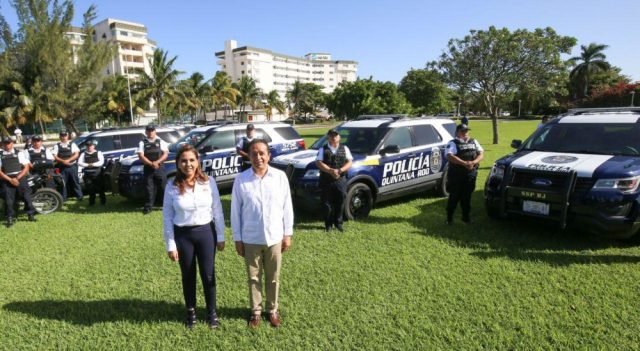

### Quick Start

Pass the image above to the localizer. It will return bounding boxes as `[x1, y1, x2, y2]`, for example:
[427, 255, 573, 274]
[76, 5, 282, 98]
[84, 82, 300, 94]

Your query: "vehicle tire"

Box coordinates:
[345, 182, 373, 220]
[109, 160, 121, 194]
[32, 188, 63, 215]
[436, 165, 449, 197]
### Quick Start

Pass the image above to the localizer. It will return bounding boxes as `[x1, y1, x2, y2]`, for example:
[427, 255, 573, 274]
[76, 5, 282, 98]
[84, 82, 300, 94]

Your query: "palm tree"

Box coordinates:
[136, 48, 183, 125]
[233, 76, 262, 116]
[264, 90, 285, 121]
[183, 72, 210, 123]
[286, 81, 311, 124]
[0, 80, 31, 136]
[210, 71, 238, 120]
[570, 43, 610, 98]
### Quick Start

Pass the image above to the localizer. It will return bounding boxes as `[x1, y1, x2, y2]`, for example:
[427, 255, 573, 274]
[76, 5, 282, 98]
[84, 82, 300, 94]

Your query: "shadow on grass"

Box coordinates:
[3, 299, 248, 325]
[361, 189, 633, 254]
[470, 250, 640, 266]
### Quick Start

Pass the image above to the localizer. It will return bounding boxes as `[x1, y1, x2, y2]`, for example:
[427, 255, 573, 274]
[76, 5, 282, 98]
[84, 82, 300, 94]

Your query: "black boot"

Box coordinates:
[28, 214, 36, 222]
[185, 308, 196, 329]
[206, 310, 219, 329]
[6, 217, 15, 228]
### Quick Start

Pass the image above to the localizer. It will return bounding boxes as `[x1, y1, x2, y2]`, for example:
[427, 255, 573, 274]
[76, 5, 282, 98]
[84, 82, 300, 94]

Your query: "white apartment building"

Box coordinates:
[215, 40, 358, 97]
[92, 18, 157, 79]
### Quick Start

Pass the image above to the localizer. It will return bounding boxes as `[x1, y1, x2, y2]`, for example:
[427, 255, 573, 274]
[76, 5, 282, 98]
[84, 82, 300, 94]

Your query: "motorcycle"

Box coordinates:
[27, 161, 65, 214]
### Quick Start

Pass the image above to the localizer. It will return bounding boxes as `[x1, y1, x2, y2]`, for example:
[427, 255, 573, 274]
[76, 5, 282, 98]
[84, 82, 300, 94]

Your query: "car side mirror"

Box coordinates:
[511, 139, 522, 149]
[200, 145, 215, 153]
[380, 145, 400, 155]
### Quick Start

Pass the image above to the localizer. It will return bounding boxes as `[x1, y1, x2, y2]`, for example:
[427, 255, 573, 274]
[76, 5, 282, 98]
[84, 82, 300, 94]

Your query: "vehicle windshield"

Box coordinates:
[169, 131, 208, 152]
[522, 123, 640, 156]
[72, 134, 92, 147]
[310, 127, 384, 154]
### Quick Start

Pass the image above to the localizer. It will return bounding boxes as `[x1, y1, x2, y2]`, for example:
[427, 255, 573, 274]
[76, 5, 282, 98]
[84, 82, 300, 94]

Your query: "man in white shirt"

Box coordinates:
[52, 130, 82, 201]
[231, 139, 293, 329]
[137, 125, 169, 214]
[0, 136, 36, 226]
[13, 127, 22, 143]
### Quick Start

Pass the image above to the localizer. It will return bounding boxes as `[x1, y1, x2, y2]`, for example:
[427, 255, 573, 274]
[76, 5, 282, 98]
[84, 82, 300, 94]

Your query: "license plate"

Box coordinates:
[522, 200, 550, 215]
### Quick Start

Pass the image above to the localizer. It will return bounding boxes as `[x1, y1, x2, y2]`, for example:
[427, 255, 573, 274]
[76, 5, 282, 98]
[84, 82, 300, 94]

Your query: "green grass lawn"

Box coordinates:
[2, 120, 640, 349]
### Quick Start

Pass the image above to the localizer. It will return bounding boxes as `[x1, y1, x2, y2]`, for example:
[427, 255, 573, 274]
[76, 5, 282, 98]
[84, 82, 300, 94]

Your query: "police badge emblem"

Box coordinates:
[430, 147, 441, 173]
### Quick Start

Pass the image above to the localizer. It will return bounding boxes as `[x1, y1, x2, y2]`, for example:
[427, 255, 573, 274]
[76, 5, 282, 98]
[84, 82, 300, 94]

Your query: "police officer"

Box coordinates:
[26, 135, 55, 188]
[445, 124, 484, 224]
[78, 139, 106, 206]
[0, 136, 36, 227]
[236, 124, 257, 172]
[315, 128, 353, 232]
[137, 125, 169, 214]
[52, 131, 83, 201]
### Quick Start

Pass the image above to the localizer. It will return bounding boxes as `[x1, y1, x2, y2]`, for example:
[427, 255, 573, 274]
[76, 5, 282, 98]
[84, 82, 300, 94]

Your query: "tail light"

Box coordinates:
[297, 140, 306, 150]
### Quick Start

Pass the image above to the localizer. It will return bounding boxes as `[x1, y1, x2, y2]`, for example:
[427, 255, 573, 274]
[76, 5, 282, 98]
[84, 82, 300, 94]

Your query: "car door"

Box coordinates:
[199, 130, 242, 185]
[410, 124, 445, 184]
[377, 126, 419, 195]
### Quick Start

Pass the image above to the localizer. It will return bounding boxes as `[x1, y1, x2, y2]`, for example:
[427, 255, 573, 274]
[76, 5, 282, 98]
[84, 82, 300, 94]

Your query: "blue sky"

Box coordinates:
[2, 0, 639, 82]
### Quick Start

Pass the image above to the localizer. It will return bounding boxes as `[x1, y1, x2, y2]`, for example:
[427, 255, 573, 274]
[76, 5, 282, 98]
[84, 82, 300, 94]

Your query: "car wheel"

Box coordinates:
[32, 188, 63, 215]
[485, 200, 500, 219]
[345, 182, 373, 220]
[436, 165, 449, 197]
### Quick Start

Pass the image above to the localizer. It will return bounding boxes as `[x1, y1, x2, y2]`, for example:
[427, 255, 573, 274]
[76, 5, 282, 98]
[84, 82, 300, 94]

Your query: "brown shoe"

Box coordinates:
[248, 314, 261, 329]
[268, 312, 281, 328]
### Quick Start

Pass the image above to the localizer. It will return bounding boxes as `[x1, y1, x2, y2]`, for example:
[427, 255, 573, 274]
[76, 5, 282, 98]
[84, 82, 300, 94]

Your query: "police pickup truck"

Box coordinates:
[270, 115, 456, 219]
[117, 122, 305, 200]
[484, 107, 640, 240]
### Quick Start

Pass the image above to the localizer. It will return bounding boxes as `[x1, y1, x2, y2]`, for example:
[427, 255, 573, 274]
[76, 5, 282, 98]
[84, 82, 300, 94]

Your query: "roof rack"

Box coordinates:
[206, 120, 235, 126]
[356, 114, 409, 121]
[566, 107, 640, 115]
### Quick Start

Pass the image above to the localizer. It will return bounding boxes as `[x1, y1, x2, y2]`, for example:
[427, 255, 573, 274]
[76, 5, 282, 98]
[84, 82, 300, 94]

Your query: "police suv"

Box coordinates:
[485, 107, 640, 240]
[270, 115, 457, 219]
[117, 122, 305, 200]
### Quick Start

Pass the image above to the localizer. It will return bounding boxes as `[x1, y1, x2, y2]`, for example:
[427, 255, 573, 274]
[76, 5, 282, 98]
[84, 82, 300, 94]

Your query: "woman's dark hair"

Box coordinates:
[173, 144, 208, 195]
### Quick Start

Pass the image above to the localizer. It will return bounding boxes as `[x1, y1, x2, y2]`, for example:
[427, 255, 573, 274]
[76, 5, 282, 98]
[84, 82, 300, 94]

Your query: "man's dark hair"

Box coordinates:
[248, 138, 269, 154]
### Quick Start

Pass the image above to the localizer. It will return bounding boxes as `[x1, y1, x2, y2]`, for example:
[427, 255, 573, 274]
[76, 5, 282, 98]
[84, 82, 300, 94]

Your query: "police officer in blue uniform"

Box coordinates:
[78, 139, 106, 206]
[26, 135, 55, 188]
[137, 125, 169, 214]
[0, 137, 36, 227]
[236, 124, 256, 172]
[52, 131, 83, 201]
[315, 128, 353, 232]
[445, 124, 484, 224]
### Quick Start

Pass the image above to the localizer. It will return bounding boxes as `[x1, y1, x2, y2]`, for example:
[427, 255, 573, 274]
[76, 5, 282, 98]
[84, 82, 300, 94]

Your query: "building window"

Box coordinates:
[120, 31, 128, 36]
[241, 61, 244, 65]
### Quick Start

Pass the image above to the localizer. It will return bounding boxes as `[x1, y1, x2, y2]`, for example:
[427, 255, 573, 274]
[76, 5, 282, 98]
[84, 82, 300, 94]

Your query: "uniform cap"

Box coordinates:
[85, 139, 95, 145]
[59, 130, 69, 136]
[145, 125, 156, 131]
[327, 128, 339, 136]
[456, 124, 470, 132]
[246, 123, 255, 130]
[1, 136, 13, 144]
[32, 135, 42, 141]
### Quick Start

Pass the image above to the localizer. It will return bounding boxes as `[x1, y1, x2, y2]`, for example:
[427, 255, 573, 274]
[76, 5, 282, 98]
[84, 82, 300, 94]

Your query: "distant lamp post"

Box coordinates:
[518, 99, 522, 117]
[457, 102, 462, 117]
[631, 91, 636, 107]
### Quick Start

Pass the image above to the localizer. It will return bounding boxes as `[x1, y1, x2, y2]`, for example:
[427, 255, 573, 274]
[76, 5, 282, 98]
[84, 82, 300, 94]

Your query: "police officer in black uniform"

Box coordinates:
[53, 131, 83, 201]
[315, 128, 353, 232]
[137, 125, 169, 214]
[445, 124, 484, 224]
[236, 124, 256, 172]
[26, 135, 55, 188]
[78, 139, 106, 206]
[0, 137, 36, 227]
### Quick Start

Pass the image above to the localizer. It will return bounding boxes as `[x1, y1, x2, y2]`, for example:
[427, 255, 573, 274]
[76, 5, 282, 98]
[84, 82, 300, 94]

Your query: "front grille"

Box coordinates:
[511, 171, 570, 191]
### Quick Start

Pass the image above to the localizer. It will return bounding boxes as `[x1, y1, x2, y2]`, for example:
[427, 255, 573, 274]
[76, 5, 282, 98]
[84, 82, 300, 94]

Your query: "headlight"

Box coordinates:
[490, 163, 505, 178]
[129, 165, 144, 174]
[304, 169, 320, 178]
[593, 176, 640, 193]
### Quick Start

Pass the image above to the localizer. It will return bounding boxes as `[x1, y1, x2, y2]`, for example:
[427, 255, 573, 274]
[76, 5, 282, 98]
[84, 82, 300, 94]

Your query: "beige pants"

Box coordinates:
[244, 242, 282, 315]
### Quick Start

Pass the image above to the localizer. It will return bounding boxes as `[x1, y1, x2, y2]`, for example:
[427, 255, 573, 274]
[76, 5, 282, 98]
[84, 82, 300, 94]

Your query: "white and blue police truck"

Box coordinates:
[485, 107, 640, 240]
[270, 115, 457, 219]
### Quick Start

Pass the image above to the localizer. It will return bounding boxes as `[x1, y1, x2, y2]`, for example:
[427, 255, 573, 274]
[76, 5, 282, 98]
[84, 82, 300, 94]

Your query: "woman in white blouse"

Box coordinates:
[163, 144, 225, 329]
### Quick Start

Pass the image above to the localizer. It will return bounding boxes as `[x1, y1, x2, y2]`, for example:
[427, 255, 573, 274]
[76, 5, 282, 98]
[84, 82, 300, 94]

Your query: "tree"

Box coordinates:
[263, 90, 285, 121]
[569, 43, 610, 99]
[438, 27, 575, 144]
[136, 48, 182, 125]
[286, 81, 326, 121]
[0, 80, 31, 136]
[326, 78, 413, 120]
[97, 75, 143, 126]
[233, 75, 262, 115]
[398, 68, 453, 114]
[210, 71, 238, 120]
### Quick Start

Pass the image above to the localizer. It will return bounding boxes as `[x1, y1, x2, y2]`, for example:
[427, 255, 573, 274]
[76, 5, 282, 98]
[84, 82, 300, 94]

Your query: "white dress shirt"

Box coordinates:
[78, 151, 105, 168]
[446, 138, 484, 155]
[137, 137, 169, 154]
[26, 147, 54, 161]
[316, 144, 354, 162]
[231, 166, 294, 246]
[163, 176, 226, 252]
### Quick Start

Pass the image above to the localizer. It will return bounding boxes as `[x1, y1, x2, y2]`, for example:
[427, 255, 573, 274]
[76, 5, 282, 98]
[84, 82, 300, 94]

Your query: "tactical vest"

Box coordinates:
[450, 138, 479, 176]
[319, 144, 348, 184]
[57, 143, 73, 160]
[241, 137, 254, 161]
[1, 150, 22, 176]
[28, 148, 46, 163]
[143, 138, 162, 162]
[83, 151, 99, 166]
